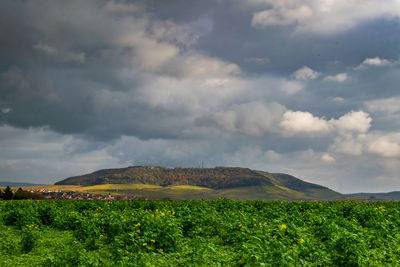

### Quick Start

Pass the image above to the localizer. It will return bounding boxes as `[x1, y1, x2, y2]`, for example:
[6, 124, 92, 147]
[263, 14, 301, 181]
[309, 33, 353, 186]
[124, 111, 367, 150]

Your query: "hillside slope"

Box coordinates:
[55, 166, 342, 200]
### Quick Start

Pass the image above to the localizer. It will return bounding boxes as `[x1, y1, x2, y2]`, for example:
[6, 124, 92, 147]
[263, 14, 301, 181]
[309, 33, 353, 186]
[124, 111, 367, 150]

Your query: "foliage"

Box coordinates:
[13, 188, 44, 200]
[0, 187, 44, 200]
[0, 200, 400, 266]
[2, 186, 13, 200]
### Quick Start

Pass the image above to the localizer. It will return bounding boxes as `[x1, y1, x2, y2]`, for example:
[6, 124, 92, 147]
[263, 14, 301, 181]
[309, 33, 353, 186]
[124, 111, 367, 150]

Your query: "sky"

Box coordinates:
[1, 0, 400, 193]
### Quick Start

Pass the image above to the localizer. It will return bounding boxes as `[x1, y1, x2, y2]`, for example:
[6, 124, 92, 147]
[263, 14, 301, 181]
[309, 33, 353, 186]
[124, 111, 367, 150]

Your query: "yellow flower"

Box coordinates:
[280, 224, 287, 230]
[161, 212, 165, 216]
[299, 238, 305, 244]
[142, 243, 147, 246]
[135, 223, 140, 227]
[158, 248, 163, 253]
[150, 239, 155, 243]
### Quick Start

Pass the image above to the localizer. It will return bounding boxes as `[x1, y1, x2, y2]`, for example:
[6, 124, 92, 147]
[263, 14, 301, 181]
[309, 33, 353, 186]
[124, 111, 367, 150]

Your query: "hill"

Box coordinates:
[346, 191, 400, 200]
[55, 166, 343, 200]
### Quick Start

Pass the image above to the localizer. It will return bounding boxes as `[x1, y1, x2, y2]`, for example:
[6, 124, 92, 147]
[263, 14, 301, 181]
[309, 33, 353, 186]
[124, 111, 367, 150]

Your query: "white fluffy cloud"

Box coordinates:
[293, 66, 320, 80]
[280, 110, 331, 133]
[324, 73, 348, 82]
[251, 0, 400, 34]
[332, 111, 372, 133]
[329, 131, 400, 158]
[356, 57, 393, 69]
[281, 110, 371, 135]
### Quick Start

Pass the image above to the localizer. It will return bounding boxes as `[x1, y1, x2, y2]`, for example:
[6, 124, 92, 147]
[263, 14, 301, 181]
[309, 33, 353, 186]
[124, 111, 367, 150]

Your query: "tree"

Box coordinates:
[13, 187, 44, 200]
[3, 186, 13, 200]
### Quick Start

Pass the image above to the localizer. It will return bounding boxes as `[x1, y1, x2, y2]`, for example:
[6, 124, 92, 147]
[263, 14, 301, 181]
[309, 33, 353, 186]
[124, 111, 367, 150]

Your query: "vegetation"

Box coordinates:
[55, 166, 342, 200]
[0, 199, 400, 266]
[0, 187, 43, 200]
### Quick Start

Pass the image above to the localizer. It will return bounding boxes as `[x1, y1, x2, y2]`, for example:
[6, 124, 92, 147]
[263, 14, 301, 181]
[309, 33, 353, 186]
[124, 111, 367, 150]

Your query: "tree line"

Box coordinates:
[0, 186, 44, 200]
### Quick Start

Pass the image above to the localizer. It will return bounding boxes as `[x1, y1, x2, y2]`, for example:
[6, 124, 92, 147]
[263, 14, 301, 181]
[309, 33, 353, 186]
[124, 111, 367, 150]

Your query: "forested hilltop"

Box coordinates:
[55, 166, 342, 200]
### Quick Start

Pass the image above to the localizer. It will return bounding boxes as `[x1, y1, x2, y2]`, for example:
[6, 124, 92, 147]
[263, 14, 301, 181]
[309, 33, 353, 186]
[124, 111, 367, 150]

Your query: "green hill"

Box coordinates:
[55, 166, 342, 200]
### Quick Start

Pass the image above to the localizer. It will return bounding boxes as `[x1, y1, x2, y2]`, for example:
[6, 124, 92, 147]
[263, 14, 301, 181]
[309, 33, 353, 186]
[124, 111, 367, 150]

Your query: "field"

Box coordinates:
[0, 200, 399, 266]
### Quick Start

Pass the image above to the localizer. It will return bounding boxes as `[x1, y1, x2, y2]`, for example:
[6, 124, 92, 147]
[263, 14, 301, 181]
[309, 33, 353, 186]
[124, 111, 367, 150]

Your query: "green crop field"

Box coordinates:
[0, 200, 399, 266]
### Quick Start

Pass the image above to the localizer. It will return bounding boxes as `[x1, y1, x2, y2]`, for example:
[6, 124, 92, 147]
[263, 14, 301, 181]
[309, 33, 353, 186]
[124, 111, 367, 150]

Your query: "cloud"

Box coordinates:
[329, 130, 400, 158]
[329, 135, 364, 156]
[104, 0, 139, 13]
[245, 57, 270, 64]
[365, 97, 400, 114]
[332, 111, 372, 133]
[331, 97, 345, 103]
[252, 5, 313, 28]
[280, 110, 331, 133]
[292, 66, 320, 80]
[355, 57, 393, 69]
[324, 73, 348, 82]
[251, 0, 400, 34]
[279, 80, 303, 94]
[369, 138, 400, 157]
[34, 43, 85, 63]
[211, 101, 287, 136]
[1, 108, 11, 114]
[321, 153, 336, 163]
[281, 110, 372, 135]
[0, 125, 122, 183]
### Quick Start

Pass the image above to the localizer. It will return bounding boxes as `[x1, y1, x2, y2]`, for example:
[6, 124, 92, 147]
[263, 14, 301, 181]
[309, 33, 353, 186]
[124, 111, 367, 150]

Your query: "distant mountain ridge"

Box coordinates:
[55, 166, 343, 200]
[346, 191, 400, 200]
[0, 181, 45, 187]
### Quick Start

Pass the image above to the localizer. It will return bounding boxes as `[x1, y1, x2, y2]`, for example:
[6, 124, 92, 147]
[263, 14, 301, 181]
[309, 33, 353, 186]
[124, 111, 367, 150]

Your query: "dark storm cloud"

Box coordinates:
[1, 0, 400, 141]
[0, 0, 203, 140]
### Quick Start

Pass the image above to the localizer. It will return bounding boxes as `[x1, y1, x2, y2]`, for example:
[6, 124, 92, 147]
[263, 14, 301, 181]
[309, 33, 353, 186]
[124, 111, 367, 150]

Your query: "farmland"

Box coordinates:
[0, 200, 399, 266]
